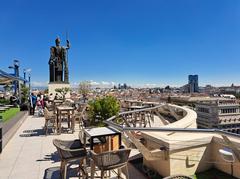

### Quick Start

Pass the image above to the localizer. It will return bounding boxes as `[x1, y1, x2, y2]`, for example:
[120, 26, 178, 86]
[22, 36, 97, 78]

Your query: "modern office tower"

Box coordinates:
[188, 75, 199, 93]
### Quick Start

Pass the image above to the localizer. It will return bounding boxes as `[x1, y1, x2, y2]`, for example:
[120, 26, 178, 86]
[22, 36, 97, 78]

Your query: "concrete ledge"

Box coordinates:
[163, 104, 197, 129]
[2, 111, 28, 150]
[48, 83, 70, 98]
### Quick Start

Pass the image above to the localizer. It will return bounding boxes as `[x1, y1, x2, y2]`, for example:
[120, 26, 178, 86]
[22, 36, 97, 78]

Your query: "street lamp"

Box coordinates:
[23, 69, 26, 85]
[23, 68, 31, 87]
[8, 59, 20, 96]
[28, 73, 31, 92]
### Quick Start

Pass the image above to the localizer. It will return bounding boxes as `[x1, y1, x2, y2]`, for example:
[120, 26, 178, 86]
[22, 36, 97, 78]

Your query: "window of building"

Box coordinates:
[220, 108, 237, 114]
[197, 107, 210, 113]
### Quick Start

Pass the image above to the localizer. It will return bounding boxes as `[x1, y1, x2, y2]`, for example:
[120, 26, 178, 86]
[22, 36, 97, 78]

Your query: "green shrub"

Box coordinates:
[88, 96, 120, 126]
[0, 98, 10, 105]
[55, 87, 71, 101]
[20, 84, 29, 104]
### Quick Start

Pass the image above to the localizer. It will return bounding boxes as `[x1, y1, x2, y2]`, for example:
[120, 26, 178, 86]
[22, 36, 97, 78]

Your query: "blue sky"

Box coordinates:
[1, 0, 240, 87]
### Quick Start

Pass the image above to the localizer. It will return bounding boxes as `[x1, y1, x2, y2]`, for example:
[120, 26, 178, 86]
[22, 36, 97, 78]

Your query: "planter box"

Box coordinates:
[1, 111, 28, 153]
[0, 116, 2, 153]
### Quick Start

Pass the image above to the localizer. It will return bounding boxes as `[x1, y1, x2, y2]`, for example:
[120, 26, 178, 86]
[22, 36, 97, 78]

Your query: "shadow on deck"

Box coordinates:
[43, 166, 79, 179]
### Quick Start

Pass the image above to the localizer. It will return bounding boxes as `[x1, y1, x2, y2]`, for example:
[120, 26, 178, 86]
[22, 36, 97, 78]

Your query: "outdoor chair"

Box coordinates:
[53, 139, 87, 179]
[45, 101, 54, 111]
[62, 100, 73, 107]
[163, 175, 193, 179]
[74, 104, 87, 129]
[90, 148, 131, 179]
[43, 107, 56, 135]
[82, 110, 91, 128]
[74, 111, 83, 129]
[61, 100, 74, 114]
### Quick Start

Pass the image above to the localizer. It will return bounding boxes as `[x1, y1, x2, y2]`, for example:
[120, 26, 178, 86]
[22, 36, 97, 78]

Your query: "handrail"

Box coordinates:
[105, 103, 240, 138]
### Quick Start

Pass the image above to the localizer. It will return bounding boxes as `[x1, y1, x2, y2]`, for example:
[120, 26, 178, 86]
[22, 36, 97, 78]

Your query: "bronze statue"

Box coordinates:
[49, 37, 70, 83]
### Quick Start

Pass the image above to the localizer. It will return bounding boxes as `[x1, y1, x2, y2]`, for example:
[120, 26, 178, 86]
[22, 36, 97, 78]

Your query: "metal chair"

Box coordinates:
[90, 148, 131, 179]
[53, 139, 87, 179]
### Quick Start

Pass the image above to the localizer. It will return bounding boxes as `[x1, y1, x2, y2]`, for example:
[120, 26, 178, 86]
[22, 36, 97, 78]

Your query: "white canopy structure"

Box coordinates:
[0, 69, 27, 85]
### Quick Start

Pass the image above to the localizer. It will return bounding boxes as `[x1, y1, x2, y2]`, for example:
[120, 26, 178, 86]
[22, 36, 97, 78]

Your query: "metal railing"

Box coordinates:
[105, 104, 240, 138]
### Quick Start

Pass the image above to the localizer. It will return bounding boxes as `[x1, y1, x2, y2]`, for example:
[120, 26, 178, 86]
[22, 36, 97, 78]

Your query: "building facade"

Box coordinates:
[195, 98, 240, 134]
[188, 75, 199, 93]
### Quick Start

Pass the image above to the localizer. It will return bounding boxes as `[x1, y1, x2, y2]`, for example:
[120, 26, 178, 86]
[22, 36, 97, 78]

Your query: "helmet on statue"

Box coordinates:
[55, 37, 61, 46]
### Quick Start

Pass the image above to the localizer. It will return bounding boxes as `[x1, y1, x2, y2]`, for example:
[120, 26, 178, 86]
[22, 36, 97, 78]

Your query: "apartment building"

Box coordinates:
[196, 98, 240, 133]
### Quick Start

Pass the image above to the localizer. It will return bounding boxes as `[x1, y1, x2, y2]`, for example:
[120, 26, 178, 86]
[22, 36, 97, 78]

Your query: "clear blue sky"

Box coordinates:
[1, 0, 240, 87]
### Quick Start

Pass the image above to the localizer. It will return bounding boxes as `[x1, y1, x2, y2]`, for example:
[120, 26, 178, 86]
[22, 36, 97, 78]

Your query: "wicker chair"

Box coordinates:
[163, 175, 193, 179]
[90, 149, 131, 179]
[45, 101, 54, 111]
[74, 104, 87, 129]
[62, 100, 73, 107]
[74, 111, 84, 130]
[43, 107, 56, 135]
[53, 139, 87, 179]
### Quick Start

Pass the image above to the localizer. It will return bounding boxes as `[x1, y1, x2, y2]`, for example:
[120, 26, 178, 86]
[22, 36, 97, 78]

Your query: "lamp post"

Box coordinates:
[28, 73, 31, 92]
[23, 69, 26, 86]
[14, 60, 19, 98]
[8, 59, 20, 97]
[23, 68, 31, 88]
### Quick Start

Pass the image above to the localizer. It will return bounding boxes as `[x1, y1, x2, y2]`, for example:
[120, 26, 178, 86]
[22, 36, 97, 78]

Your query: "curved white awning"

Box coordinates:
[0, 69, 27, 85]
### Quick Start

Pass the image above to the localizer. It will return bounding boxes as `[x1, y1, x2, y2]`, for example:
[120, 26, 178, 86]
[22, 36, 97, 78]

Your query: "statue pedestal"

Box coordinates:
[48, 83, 71, 99]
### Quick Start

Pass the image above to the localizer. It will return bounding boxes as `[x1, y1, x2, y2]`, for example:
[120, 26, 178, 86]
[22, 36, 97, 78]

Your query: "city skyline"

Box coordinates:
[1, 0, 240, 87]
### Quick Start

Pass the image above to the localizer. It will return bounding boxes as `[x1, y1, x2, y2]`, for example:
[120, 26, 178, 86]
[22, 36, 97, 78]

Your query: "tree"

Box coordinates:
[55, 87, 71, 101]
[44, 88, 49, 94]
[19, 84, 29, 110]
[88, 96, 120, 126]
[20, 84, 29, 104]
[3, 84, 12, 93]
[165, 85, 171, 90]
[79, 81, 91, 102]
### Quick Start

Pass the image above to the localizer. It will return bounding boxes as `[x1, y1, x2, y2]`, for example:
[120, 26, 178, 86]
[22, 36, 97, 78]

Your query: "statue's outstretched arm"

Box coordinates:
[66, 40, 70, 49]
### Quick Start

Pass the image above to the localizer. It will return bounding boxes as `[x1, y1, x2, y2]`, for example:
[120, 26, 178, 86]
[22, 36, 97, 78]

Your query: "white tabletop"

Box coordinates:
[84, 127, 120, 137]
[0, 107, 9, 110]
[142, 102, 159, 105]
[128, 105, 144, 109]
[57, 106, 74, 110]
[4, 105, 14, 107]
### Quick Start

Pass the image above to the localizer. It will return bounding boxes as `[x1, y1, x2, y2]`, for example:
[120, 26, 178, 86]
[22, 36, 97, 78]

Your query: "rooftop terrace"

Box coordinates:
[0, 114, 145, 179]
[0, 102, 239, 179]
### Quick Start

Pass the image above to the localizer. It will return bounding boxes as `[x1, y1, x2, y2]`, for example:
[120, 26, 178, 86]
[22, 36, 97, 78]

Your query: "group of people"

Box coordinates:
[29, 93, 46, 116]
